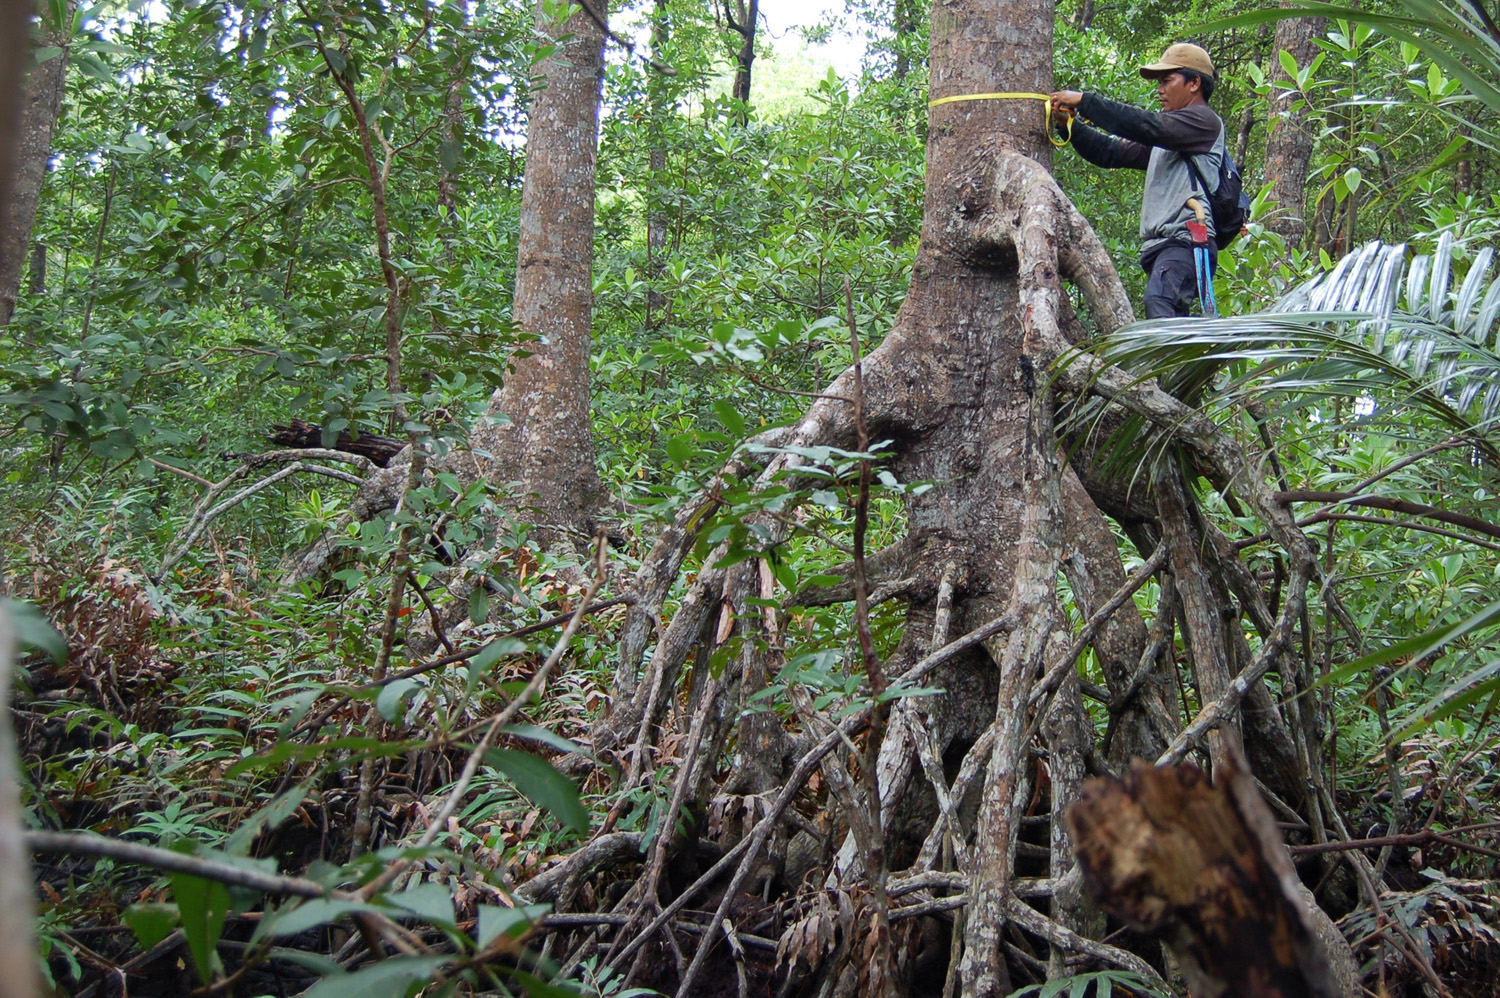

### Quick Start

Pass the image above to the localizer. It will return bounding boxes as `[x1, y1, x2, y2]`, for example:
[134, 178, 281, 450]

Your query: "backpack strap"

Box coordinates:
[1182, 124, 1226, 198]
[1184, 155, 1212, 198]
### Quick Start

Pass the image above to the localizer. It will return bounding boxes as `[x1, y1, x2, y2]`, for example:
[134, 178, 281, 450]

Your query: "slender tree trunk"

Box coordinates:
[1263, 14, 1324, 248]
[894, 0, 920, 78]
[1, 1, 71, 326]
[436, 0, 470, 265]
[0, 7, 43, 992]
[472, 0, 607, 536]
[646, 0, 669, 330]
[728, 0, 758, 113]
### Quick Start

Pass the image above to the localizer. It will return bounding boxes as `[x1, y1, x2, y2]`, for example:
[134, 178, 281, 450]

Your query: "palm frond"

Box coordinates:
[1091, 240, 1500, 449]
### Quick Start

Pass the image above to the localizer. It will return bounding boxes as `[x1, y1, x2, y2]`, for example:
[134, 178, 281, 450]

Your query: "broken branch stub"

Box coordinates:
[1067, 761, 1345, 998]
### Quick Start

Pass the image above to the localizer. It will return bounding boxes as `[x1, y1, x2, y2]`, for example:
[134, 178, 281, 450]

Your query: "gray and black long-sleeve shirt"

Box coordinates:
[1066, 94, 1225, 260]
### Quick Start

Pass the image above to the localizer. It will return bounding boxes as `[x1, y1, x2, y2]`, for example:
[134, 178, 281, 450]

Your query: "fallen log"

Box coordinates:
[268, 418, 405, 467]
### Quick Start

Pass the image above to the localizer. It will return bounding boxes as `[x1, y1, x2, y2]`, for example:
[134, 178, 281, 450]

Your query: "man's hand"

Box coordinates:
[1049, 90, 1083, 116]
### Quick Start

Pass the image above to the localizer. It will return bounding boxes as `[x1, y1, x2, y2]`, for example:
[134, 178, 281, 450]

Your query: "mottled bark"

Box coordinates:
[0, 2, 30, 245]
[471, 0, 607, 535]
[1, 2, 71, 327]
[1263, 15, 1324, 247]
[1058, 469, 1174, 766]
[436, 0, 469, 263]
[0, 609, 42, 998]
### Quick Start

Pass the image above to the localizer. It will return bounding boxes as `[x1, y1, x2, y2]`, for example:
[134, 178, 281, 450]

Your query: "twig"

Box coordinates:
[572, 0, 678, 75]
[1002, 894, 1167, 987]
[157, 455, 371, 578]
[1289, 826, 1500, 860]
[408, 572, 455, 654]
[1279, 489, 1500, 543]
[286, 597, 629, 741]
[721, 917, 750, 998]
[146, 457, 214, 487]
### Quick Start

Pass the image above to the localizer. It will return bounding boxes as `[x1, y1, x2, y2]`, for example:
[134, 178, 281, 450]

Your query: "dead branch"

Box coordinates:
[28, 831, 338, 899]
[1279, 489, 1500, 543]
[157, 450, 374, 579]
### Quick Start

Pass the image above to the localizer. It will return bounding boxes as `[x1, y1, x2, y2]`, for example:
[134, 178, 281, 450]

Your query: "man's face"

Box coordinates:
[1154, 71, 1199, 111]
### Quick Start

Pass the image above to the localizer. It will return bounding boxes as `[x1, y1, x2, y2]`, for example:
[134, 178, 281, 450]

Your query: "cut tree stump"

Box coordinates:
[1067, 761, 1349, 998]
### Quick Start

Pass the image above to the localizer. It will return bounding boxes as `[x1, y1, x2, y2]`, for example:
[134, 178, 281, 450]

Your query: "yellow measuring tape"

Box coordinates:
[928, 91, 1072, 147]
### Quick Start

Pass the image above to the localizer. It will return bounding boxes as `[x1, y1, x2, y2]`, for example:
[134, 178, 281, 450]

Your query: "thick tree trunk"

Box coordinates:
[1263, 15, 1324, 248]
[0, 2, 32, 221]
[1, 2, 70, 327]
[470, 0, 607, 536]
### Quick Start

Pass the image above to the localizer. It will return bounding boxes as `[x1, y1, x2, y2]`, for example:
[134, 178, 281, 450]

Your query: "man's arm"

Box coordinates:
[1066, 119, 1150, 170]
[1075, 95, 1219, 153]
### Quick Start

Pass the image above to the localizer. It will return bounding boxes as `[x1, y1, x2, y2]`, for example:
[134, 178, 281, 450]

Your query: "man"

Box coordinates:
[1051, 43, 1226, 318]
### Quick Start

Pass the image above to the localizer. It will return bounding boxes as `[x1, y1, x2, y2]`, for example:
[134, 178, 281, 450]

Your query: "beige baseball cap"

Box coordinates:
[1139, 42, 1215, 79]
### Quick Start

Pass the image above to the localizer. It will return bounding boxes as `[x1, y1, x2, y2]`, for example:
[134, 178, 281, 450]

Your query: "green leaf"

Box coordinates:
[469, 637, 526, 673]
[263, 948, 343, 976]
[2, 598, 66, 664]
[225, 782, 313, 855]
[123, 903, 180, 951]
[713, 400, 745, 438]
[303, 955, 448, 998]
[482, 748, 589, 834]
[376, 678, 421, 723]
[1278, 47, 1300, 81]
[476, 903, 550, 949]
[264, 898, 385, 938]
[469, 585, 490, 625]
[665, 433, 694, 465]
[502, 968, 586, 998]
[503, 723, 585, 756]
[390, 882, 455, 928]
[439, 138, 463, 171]
[1343, 166, 1362, 195]
[1320, 597, 1500, 688]
[170, 872, 229, 984]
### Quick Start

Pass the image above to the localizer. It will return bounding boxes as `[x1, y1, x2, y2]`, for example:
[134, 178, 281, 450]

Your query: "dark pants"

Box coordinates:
[1141, 242, 1215, 318]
